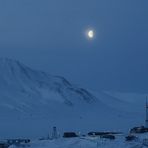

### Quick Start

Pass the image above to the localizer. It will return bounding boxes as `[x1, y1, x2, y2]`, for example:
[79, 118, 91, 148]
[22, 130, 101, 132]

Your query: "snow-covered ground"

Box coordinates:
[9, 134, 148, 148]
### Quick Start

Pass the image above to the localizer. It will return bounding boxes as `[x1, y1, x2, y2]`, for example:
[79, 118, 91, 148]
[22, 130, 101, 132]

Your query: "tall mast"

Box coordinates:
[52, 126, 58, 139]
[146, 96, 148, 128]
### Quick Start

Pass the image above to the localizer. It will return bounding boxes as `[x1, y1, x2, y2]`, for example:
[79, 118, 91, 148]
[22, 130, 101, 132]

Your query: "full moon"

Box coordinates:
[87, 30, 94, 39]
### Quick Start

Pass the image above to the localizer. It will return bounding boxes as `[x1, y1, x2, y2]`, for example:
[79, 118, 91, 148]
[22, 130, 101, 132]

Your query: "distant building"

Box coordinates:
[88, 131, 121, 137]
[130, 97, 148, 134]
[0, 143, 9, 148]
[125, 135, 137, 141]
[130, 126, 148, 134]
[0, 139, 30, 148]
[63, 132, 78, 138]
[6, 139, 30, 146]
[100, 134, 115, 140]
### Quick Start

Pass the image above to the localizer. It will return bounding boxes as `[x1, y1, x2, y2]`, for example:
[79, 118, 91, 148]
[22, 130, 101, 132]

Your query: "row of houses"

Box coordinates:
[0, 139, 30, 148]
[50, 126, 120, 140]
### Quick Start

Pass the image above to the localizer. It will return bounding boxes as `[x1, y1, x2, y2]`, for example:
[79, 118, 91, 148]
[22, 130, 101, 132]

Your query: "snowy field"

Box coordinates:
[9, 135, 148, 148]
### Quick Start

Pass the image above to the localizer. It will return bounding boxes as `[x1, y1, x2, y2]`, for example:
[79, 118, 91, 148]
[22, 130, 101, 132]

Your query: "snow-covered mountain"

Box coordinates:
[0, 58, 97, 114]
[0, 58, 145, 139]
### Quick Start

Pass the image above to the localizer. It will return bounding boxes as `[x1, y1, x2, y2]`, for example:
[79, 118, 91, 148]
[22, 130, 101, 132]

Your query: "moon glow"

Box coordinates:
[87, 30, 94, 39]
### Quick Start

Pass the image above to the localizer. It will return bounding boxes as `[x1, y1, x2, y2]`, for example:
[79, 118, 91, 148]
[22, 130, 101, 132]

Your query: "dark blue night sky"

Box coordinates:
[0, 0, 148, 92]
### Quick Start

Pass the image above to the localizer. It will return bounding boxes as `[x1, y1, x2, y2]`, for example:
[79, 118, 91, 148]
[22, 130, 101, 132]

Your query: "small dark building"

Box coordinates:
[63, 132, 78, 138]
[88, 132, 108, 136]
[100, 134, 115, 140]
[130, 126, 148, 134]
[88, 131, 120, 137]
[0, 143, 9, 148]
[7, 139, 30, 145]
[125, 135, 137, 141]
[24, 139, 30, 143]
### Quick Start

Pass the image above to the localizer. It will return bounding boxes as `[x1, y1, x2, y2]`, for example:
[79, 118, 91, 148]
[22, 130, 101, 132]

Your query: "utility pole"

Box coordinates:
[145, 96, 148, 128]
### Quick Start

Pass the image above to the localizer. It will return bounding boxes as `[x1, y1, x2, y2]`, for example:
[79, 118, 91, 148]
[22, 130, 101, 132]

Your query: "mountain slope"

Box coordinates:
[0, 58, 97, 114]
[0, 58, 144, 139]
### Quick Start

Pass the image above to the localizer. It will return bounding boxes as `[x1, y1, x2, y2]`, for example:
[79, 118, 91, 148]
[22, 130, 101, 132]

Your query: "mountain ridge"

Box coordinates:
[0, 58, 97, 114]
